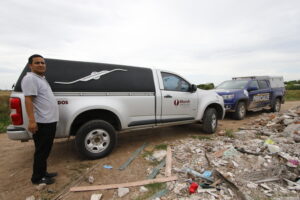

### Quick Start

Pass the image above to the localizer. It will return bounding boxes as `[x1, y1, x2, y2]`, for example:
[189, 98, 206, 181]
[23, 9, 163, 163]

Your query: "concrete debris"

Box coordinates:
[35, 183, 46, 191]
[90, 193, 102, 200]
[152, 150, 167, 161]
[147, 106, 300, 199]
[117, 187, 129, 197]
[139, 186, 148, 192]
[25, 196, 35, 200]
[88, 176, 94, 184]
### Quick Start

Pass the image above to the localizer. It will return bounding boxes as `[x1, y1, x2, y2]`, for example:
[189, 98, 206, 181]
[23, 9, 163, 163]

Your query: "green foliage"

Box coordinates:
[197, 83, 215, 90]
[285, 90, 300, 101]
[225, 129, 235, 138]
[155, 144, 167, 150]
[191, 135, 212, 140]
[285, 80, 300, 90]
[0, 92, 10, 133]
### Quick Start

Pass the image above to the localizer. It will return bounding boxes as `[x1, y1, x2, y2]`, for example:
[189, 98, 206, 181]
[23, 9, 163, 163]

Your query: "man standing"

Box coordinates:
[21, 54, 59, 185]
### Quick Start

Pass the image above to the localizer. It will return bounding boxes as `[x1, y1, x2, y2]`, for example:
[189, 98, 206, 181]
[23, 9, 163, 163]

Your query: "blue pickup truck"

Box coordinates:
[214, 76, 285, 119]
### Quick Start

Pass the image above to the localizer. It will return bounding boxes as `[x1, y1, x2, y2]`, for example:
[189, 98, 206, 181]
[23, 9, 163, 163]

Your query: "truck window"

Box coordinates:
[161, 72, 189, 92]
[249, 80, 259, 88]
[258, 80, 269, 89]
[217, 80, 248, 89]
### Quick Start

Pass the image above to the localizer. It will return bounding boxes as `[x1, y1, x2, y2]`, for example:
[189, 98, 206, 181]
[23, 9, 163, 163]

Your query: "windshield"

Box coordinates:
[216, 80, 248, 89]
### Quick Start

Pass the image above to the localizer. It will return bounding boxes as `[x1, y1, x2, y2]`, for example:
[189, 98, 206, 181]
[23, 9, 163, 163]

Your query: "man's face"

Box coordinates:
[29, 57, 46, 76]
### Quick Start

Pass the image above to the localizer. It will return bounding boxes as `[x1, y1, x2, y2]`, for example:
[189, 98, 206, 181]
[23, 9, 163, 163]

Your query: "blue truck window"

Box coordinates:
[249, 81, 259, 88]
[258, 80, 268, 89]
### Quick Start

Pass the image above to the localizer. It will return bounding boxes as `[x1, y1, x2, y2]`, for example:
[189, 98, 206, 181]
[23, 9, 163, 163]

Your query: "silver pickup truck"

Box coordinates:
[7, 59, 225, 159]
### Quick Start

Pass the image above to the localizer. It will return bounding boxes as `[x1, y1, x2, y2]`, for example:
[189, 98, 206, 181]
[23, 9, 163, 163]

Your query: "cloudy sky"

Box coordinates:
[0, 0, 299, 89]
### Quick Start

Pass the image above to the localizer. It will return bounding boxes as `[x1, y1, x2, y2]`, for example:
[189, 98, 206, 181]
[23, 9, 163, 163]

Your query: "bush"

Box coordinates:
[0, 91, 10, 133]
[197, 83, 215, 90]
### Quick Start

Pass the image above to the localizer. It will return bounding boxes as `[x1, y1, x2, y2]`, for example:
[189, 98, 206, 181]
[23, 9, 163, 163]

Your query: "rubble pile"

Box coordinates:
[162, 106, 300, 200]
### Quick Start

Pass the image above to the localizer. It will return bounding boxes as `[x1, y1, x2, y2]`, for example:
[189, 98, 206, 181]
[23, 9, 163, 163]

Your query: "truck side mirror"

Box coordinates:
[190, 84, 197, 93]
[248, 86, 258, 91]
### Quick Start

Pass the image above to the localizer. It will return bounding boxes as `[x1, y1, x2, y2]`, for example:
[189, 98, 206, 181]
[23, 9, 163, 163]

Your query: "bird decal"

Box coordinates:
[54, 69, 127, 84]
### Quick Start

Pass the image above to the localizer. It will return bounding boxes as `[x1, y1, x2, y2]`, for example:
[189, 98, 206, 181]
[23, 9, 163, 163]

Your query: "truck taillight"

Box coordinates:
[10, 97, 23, 125]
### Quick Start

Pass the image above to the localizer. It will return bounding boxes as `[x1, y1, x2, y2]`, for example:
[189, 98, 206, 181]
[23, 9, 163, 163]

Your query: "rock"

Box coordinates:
[152, 150, 167, 161]
[283, 124, 300, 137]
[267, 144, 281, 153]
[144, 145, 155, 152]
[139, 186, 148, 192]
[26, 196, 35, 200]
[173, 183, 187, 194]
[247, 182, 258, 189]
[35, 183, 46, 191]
[118, 187, 129, 197]
[90, 193, 102, 200]
[293, 135, 300, 143]
[88, 176, 94, 184]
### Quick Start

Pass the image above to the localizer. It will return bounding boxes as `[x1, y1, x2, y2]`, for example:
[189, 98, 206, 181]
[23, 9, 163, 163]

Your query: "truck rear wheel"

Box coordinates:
[271, 98, 281, 112]
[233, 101, 246, 120]
[202, 108, 218, 133]
[75, 120, 117, 159]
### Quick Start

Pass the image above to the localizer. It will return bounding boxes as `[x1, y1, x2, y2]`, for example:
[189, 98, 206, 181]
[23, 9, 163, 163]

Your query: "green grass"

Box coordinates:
[154, 144, 168, 150]
[191, 135, 212, 140]
[0, 91, 10, 133]
[225, 129, 235, 138]
[285, 90, 300, 101]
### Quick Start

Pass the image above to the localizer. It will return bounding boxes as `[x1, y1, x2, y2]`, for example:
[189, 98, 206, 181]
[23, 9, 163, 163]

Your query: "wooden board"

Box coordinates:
[70, 176, 178, 192]
[165, 146, 172, 177]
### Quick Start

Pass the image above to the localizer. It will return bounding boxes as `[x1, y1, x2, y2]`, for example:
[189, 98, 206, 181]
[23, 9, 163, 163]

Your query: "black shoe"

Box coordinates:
[32, 177, 55, 185]
[45, 172, 58, 178]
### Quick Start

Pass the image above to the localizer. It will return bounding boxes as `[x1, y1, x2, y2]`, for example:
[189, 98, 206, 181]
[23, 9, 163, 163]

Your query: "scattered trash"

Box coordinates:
[103, 165, 113, 169]
[139, 186, 148, 192]
[35, 183, 46, 191]
[90, 193, 102, 200]
[264, 138, 275, 145]
[189, 182, 199, 194]
[117, 187, 129, 197]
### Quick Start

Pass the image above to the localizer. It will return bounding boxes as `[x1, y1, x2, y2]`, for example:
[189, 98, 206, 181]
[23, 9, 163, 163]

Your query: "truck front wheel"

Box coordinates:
[233, 101, 246, 120]
[271, 98, 281, 112]
[75, 120, 117, 159]
[202, 108, 218, 133]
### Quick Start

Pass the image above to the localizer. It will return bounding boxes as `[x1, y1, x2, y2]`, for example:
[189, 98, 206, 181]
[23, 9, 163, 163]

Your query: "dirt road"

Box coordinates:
[0, 101, 299, 200]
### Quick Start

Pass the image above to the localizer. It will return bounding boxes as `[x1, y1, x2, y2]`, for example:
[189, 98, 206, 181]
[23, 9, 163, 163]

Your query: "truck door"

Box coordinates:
[159, 72, 198, 123]
[248, 80, 271, 109]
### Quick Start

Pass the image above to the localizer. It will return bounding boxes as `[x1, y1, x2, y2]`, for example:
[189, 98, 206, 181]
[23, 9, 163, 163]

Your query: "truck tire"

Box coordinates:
[75, 120, 117, 159]
[202, 108, 218, 133]
[271, 98, 281, 112]
[233, 101, 246, 120]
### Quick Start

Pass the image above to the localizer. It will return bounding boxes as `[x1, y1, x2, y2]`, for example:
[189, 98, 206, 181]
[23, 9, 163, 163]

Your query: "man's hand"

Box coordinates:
[28, 121, 38, 134]
[24, 96, 38, 134]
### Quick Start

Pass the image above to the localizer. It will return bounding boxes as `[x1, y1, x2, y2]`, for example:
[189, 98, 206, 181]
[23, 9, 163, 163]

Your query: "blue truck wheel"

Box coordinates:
[233, 102, 246, 120]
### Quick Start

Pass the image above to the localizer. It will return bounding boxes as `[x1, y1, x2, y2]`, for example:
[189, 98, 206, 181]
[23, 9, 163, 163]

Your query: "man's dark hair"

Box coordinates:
[28, 54, 44, 64]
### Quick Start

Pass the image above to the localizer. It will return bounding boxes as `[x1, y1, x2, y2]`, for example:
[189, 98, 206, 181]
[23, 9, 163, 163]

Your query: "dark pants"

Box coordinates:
[31, 122, 57, 183]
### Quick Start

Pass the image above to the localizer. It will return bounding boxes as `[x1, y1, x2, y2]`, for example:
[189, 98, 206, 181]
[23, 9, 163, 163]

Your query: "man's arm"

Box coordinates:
[24, 96, 38, 134]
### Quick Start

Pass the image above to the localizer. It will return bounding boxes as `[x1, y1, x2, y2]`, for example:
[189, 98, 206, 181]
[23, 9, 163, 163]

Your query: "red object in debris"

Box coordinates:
[189, 182, 198, 194]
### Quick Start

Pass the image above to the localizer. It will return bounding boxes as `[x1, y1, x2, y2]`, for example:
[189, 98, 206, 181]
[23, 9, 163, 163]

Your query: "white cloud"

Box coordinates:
[0, 0, 299, 89]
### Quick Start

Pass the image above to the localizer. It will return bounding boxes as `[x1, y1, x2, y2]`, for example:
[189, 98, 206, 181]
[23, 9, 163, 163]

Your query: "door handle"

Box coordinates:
[164, 95, 172, 98]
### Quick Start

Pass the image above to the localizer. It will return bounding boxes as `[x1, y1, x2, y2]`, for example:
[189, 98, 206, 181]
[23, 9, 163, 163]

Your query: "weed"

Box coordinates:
[155, 144, 167, 150]
[225, 129, 235, 138]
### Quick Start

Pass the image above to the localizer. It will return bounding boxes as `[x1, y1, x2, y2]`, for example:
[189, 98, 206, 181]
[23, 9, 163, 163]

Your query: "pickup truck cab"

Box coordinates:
[7, 58, 225, 159]
[214, 76, 285, 120]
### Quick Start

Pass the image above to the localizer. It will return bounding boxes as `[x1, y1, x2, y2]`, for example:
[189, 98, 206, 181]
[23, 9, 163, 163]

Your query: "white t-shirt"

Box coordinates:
[21, 72, 59, 123]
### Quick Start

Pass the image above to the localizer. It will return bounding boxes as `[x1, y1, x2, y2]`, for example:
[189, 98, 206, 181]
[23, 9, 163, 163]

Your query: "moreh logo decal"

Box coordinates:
[55, 69, 127, 85]
[174, 99, 190, 106]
